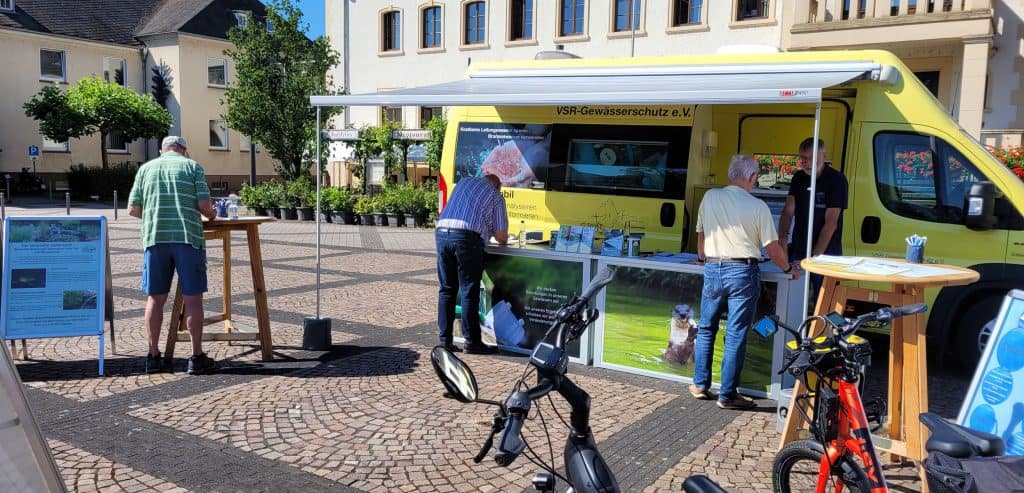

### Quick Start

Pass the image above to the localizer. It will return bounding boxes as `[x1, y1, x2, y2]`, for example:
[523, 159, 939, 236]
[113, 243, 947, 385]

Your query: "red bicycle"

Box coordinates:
[756, 303, 929, 493]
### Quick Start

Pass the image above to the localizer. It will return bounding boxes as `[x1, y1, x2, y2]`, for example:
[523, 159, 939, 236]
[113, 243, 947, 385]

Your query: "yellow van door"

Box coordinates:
[852, 123, 1008, 265]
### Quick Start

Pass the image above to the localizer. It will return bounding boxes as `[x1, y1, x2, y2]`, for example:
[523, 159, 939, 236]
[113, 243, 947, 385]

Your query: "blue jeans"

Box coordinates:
[693, 262, 760, 402]
[436, 228, 485, 346]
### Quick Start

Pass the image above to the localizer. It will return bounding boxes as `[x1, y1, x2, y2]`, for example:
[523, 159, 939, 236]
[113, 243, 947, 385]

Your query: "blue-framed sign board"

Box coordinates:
[1, 216, 108, 375]
[958, 289, 1024, 455]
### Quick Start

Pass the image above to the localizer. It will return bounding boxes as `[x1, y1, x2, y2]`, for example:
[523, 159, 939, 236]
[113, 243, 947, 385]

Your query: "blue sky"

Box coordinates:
[296, 0, 325, 38]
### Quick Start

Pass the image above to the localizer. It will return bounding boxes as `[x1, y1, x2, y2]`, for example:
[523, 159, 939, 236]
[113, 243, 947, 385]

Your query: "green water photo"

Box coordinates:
[601, 266, 777, 392]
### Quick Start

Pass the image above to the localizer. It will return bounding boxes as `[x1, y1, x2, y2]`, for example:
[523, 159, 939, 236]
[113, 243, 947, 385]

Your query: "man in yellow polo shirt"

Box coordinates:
[692, 154, 799, 409]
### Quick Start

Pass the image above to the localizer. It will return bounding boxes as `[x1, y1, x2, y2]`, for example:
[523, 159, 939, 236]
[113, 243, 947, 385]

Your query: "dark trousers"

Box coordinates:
[436, 228, 485, 346]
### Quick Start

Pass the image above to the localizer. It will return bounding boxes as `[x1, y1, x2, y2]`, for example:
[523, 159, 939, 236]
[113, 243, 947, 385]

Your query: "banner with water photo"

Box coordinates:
[599, 266, 777, 393]
[453, 123, 552, 188]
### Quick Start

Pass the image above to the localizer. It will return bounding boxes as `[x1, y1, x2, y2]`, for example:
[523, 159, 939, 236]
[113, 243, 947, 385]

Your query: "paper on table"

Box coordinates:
[843, 261, 910, 276]
[811, 255, 864, 266]
[895, 264, 966, 278]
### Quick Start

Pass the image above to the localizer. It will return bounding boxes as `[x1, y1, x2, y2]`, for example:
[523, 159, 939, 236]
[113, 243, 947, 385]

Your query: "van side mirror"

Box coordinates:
[964, 181, 999, 231]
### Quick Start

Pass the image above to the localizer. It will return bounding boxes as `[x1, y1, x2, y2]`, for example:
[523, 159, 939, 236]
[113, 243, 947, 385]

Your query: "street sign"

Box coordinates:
[326, 129, 360, 141]
[392, 130, 429, 141]
[27, 146, 39, 157]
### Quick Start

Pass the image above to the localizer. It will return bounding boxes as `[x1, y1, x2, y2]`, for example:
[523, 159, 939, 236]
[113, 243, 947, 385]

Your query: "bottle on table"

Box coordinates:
[518, 220, 525, 248]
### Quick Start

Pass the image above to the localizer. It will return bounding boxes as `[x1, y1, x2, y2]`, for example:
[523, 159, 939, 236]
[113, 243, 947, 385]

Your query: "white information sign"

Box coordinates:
[1, 217, 107, 374]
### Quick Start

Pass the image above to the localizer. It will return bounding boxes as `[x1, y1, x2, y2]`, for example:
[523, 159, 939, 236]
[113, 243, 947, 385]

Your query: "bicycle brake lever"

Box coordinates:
[777, 352, 800, 375]
[474, 413, 505, 464]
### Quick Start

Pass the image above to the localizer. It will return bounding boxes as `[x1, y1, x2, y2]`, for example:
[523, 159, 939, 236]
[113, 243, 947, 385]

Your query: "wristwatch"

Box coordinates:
[783, 265, 793, 274]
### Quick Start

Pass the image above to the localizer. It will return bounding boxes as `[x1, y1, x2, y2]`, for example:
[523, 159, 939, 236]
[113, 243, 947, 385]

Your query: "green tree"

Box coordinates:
[424, 115, 447, 177]
[223, 0, 341, 180]
[348, 125, 380, 193]
[23, 78, 172, 169]
[375, 120, 402, 181]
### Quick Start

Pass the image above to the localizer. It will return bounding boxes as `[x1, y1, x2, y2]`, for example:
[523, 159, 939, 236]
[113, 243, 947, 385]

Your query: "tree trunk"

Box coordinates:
[100, 131, 109, 169]
[362, 158, 368, 194]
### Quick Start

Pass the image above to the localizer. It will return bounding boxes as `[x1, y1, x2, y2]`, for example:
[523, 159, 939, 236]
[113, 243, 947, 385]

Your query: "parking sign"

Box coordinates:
[27, 145, 40, 157]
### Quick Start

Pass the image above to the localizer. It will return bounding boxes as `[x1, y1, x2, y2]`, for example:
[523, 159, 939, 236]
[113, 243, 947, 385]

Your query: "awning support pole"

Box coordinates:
[315, 105, 322, 319]
[801, 102, 823, 318]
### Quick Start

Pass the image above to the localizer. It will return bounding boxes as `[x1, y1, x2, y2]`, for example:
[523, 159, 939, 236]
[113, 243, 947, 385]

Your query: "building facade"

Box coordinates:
[0, 0, 278, 193]
[327, 0, 1022, 183]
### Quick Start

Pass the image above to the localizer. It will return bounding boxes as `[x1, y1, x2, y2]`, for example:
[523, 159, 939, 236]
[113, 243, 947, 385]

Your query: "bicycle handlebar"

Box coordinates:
[580, 267, 614, 304]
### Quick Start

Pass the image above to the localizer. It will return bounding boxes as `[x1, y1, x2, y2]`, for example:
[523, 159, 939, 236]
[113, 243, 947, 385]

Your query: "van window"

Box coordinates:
[873, 132, 984, 224]
[453, 122, 690, 200]
[548, 124, 690, 200]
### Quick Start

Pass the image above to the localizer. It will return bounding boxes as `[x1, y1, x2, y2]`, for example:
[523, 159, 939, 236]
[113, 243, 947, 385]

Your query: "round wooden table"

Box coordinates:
[778, 257, 978, 464]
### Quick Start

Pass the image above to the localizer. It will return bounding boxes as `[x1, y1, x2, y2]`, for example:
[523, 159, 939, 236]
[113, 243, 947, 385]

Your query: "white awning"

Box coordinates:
[312, 61, 883, 107]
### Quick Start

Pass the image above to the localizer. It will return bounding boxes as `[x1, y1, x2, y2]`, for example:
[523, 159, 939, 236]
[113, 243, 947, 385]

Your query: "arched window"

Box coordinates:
[464, 1, 486, 45]
[422, 6, 442, 48]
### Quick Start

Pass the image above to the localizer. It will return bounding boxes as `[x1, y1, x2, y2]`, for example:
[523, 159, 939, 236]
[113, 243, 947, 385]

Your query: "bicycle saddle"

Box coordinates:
[920, 412, 1005, 458]
[682, 475, 729, 493]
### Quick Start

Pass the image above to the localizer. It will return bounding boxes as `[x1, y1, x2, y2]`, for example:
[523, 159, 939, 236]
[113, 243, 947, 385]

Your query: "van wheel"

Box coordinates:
[953, 295, 1001, 373]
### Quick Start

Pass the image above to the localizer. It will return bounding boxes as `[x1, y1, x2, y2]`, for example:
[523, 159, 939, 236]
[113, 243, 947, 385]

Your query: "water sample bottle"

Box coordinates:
[518, 220, 525, 248]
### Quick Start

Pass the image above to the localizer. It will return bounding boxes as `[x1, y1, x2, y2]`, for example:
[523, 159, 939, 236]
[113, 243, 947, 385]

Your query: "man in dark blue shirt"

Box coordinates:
[779, 138, 849, 296]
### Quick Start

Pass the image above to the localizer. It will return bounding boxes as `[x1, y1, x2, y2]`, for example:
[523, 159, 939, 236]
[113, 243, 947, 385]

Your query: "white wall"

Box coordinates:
[328, 0, 784, 136]
[985, 0, 1024, 130]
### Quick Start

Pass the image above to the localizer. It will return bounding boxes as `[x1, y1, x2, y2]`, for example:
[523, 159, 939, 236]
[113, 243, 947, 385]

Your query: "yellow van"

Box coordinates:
[435, 50, 1024, 370]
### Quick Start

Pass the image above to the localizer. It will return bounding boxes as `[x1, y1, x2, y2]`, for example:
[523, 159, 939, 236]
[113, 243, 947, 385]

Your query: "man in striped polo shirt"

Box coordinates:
[436, 174, 508, 355]
[128, 136, 219, 375]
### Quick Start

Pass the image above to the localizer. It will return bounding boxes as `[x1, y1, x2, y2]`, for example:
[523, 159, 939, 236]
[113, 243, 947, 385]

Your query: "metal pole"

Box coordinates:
[113, 190, 118, 220]
[65, 192, 70, 216]
[800, 102, 823, 318]
[250, 143, 257, 186]
[315, 106, 322, 319]
[1, 192, 5, 221]
[49, 180, 53, 202]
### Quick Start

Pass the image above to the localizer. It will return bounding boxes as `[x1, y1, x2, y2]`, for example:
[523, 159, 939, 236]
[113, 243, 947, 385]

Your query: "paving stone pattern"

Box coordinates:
[5, 201, 970, 492]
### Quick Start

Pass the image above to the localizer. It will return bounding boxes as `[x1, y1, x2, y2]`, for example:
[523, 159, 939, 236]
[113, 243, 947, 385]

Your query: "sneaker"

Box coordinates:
[145, 352, 163, 374]
[688, 384, 713, 400]
[187, 353, 219, 375]
[717, 394, 758, 410]
[464, 343, 498, 355]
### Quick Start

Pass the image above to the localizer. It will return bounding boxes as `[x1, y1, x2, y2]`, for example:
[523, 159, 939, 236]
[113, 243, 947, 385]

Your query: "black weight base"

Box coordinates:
[302, 317, 332, 350]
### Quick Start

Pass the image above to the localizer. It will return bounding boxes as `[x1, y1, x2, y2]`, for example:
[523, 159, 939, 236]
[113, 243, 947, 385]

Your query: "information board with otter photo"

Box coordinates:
[453, 123, 552, 188]
[1, 217, 107, 344]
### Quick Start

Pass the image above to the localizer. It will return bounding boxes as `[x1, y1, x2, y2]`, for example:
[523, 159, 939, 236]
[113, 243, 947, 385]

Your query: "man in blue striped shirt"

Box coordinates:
[436, 174, 509, 354]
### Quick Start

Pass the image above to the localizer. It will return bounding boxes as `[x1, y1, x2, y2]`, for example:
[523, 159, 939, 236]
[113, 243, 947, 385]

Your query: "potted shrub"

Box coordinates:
[400, 185, 419, 228]
[265, 181, 285, 219]
[320, 187, 338, 223]
[238, 183, 264, 216]
[330, 187, 356, 224]
[288, 177, 315, 221]
[371, 194, 389, 226]
[280, 194, 298, 220]
[408, 186, 430, 227]
[382, 187, 404, 227]
[354, 195, 374, 226]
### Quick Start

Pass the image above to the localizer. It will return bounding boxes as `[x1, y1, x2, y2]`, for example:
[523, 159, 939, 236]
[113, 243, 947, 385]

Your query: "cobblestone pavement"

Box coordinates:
[6, 200, 971, 492]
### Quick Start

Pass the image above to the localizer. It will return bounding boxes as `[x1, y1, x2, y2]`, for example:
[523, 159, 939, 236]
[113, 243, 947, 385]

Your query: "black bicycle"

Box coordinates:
[431, 267, 727, 493]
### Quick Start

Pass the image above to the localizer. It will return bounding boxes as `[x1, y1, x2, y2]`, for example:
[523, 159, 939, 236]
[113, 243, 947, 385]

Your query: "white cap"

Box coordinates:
[161, 136, 187, 149]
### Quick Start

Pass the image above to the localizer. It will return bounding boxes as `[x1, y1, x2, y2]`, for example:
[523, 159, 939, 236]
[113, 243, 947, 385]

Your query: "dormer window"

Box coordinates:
[0, 0, 14, 12]
[233, 10, 250, 28]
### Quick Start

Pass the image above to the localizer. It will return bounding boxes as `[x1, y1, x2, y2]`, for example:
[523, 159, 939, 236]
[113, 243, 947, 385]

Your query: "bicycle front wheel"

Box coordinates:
[773, 440, 872, 493]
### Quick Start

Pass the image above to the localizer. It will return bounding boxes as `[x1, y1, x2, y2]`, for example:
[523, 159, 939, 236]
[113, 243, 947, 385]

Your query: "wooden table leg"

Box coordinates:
[7, 340, 15, 359]
[246, 224, 273, 362]
[900, 286, 928, 461]
[222, 230, 232, 334]
[779, 276, 841, 449]
[20, 340, 27, 360]
[888, 288, 907, 456]
[164, 283, 184, 363]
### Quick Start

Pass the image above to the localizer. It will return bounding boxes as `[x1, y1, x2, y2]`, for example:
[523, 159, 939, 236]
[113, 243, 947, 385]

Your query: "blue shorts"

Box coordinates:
[142, 243, 208, 295]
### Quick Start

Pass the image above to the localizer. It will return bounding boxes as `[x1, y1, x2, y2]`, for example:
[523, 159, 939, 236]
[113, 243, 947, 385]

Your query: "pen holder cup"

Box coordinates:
[214, 202, 228, 218]
[905, 244, 924, 264]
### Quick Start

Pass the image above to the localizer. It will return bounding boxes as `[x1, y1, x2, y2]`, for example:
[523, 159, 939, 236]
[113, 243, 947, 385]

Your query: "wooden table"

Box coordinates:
[778, 257, 978, 463]
[164, 217, 276, 362]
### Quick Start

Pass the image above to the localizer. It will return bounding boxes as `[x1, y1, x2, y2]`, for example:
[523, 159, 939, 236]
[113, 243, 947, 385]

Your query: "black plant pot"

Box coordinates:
[269, 206, 281, 219]
[360, 213, 374, 225]
[337, 210, 355, 225]
[386, 213, 403, 227]
[414, 213, 428, 228]
[373, 212, 388, 226]
[250, 206, 266, 216]
[283, 207, 298, 220]
[404, 215, 417, 228]
[297, 207, 314, 221]
[321, 211, 333, 223]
